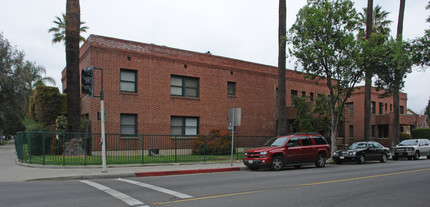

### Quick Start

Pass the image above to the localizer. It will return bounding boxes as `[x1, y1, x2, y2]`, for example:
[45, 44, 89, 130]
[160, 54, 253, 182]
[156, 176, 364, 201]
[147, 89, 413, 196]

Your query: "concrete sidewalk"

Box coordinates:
[0, 140, 246, 182]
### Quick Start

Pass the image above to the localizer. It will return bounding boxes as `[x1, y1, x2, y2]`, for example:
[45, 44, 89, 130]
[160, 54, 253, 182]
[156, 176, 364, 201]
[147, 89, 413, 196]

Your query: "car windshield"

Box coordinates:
[263, 137, 288, 147]
[398, 140, 418, 146]
[348, 142, 368, 150]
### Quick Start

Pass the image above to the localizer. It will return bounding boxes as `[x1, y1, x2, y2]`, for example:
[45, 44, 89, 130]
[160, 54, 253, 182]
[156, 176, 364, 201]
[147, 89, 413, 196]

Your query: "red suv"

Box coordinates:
[243, 133, 331, 170]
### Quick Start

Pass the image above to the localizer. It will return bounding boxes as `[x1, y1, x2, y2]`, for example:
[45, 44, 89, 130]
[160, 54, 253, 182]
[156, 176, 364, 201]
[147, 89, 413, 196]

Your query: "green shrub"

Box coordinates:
[192, 129, 236, 155]
[29, 85, 63, 126]
[411, 128, 430, 139]
[400, 132, 412, 141]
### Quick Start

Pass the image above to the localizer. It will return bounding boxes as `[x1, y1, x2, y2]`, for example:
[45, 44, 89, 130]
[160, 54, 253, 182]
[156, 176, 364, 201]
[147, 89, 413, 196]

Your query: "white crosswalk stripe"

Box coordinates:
[80, 180, 150, 207]
[116, 178, 193, 199]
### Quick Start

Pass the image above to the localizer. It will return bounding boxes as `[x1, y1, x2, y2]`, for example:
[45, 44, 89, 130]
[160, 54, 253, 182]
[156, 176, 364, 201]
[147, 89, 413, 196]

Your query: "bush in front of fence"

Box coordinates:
[192, 129, 236, 155]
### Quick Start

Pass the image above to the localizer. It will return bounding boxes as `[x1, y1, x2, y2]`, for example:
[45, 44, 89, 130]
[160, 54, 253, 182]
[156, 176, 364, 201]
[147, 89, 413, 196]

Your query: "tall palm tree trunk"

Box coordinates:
[66, 0, 81, 132]
[393, 0, 406, 146]
[277, 0, 287, 136]
[364, 0, 374, 141]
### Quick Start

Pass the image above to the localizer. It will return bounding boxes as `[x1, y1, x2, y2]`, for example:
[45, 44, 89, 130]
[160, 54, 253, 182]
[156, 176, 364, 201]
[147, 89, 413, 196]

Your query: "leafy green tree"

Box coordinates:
[0, 34, 53, 135]
[289, 0, 363, 154]
[292, 94, 331, 136]
[292, 96, 314, 132]
[410, 1, 430, 68]
[356, 2, 393, 141]
[48, 13, 89, 44]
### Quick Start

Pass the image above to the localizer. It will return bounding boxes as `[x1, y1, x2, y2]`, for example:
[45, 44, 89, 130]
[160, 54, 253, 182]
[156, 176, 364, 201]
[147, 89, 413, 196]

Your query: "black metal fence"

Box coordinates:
[15, 131, 272, 166]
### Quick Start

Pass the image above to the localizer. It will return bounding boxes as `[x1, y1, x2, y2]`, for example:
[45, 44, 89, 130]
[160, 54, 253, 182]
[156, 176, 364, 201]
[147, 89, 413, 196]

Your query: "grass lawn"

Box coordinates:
[20, 153, 245, 166]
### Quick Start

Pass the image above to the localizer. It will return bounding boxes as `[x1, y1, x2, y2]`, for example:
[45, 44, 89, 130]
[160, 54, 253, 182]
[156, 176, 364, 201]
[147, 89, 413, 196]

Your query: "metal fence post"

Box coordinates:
[42, 132, 46, 165]
[141, 135, 145, 164]
[174, 136, 177, 163]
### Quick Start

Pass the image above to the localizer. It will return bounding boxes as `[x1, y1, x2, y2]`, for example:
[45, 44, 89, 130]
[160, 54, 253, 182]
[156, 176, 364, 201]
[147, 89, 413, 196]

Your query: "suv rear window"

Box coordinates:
[300, 136, 313, 146]
[313, 136, 328, 145]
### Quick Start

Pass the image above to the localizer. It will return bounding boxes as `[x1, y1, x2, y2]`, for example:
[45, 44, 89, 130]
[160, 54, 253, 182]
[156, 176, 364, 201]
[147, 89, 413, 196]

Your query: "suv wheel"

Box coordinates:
[315, 153, 326, 168]
[248, 166, 260, 171]
[414, 151, 420, 160]
[357, 154, 365, 164]
[271, 156, 284, 171]
[380, 154, 387, 163]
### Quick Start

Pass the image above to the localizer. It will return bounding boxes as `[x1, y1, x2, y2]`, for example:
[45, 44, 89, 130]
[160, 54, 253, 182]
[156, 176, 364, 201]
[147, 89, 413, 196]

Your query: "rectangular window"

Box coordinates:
[291, 90, 298, 105]
[349, 125, 354, 138]
[379, 103, 383, 115]
[120, 114, 137, 136]
[120, 70, 137, 92]
[302, 91, 306, 97]
[227, 81, 236, 96]
[300, 136, 312, 146]
[400, 106, 405, 114]
[346, 102, 354, 114]
[171, 75, 199, 98]
[390, 104, 392, 111]
[371, 125, 376, 137]
[310, 93, 314, 102]
[171, 116, 199, 136]
[371, 102, 376, 114]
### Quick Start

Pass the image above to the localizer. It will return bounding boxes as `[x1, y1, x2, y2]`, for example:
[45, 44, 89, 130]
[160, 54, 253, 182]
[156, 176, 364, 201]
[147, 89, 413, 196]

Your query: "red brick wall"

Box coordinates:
[73, 35, 332, 137]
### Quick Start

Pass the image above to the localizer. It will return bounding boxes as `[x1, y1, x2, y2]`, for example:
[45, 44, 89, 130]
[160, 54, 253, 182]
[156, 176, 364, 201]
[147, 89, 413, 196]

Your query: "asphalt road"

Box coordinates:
[1, 159, 430, 207]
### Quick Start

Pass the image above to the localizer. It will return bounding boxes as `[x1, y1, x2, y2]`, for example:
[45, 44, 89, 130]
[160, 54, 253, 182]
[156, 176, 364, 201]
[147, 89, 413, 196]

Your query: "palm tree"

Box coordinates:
[23, 61, 56, 90]
[48, 13, 89, 44]
[277, 0, 287, 136]
[65, 0, 81, 132]
[357, 3, 393, 141]
[356, 5, 393, 40]
[393, 0, 406, 146]
[363, 0, 374, 141]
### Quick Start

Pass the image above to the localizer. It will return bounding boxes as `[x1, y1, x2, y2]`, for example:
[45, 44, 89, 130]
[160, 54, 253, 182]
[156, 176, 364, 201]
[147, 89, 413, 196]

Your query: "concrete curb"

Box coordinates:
[135, 167, 243, 177]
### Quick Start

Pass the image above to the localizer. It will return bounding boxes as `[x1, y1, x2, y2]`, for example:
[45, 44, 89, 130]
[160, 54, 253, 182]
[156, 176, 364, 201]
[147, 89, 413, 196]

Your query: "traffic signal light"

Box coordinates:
[81, 66, 94, 97]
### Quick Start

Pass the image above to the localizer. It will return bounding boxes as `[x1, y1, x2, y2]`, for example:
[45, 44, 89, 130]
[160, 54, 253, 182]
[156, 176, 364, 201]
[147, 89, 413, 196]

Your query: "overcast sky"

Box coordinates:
[1, 0, 429, 114]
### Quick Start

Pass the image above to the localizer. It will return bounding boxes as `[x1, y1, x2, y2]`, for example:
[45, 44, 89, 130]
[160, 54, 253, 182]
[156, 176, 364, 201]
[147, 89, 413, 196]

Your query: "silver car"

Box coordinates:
[393, 139, 430, 160]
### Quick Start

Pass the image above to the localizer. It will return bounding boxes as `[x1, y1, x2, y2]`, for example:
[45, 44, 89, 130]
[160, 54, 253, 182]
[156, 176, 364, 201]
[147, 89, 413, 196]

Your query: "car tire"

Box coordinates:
[413, 151, 420, 160]
[427, 155, 430, 159]
[315, 153, 326, 168]
[380, 154, 387, 163]
[393, 156, 399, 160]
[271, 156, 284, 171]
[357, 154, 365, 164]
[248, 166, 260, 171]
[335, 160, 343, 164]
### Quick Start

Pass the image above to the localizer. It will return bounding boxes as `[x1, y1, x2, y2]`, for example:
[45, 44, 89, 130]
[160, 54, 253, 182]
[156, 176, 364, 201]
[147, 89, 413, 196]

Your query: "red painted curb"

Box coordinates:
[135, 167, 241, 177]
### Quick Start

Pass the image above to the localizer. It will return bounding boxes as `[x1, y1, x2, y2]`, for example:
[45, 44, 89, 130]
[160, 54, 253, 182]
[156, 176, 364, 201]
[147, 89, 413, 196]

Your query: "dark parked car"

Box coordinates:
[333, 141, 391, 164]
[243, 133, 330, 171]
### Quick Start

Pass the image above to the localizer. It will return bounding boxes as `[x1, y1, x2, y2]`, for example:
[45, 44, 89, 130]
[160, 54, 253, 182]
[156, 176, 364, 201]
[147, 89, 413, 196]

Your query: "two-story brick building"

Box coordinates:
[62, 34, 425, 148]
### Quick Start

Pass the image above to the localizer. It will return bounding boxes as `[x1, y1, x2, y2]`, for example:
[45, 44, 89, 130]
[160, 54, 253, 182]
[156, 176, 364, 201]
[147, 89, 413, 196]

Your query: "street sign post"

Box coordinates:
[228, 108, 241, 166]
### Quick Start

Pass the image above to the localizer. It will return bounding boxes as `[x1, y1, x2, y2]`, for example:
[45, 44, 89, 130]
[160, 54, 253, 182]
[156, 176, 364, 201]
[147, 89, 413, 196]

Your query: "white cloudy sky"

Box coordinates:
[1, 0, 429, 113]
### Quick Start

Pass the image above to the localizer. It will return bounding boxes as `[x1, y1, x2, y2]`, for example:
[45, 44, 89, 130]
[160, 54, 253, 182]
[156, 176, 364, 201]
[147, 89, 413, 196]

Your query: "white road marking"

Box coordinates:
[116, 178, 193, 199]
[80, 180, 149, 207]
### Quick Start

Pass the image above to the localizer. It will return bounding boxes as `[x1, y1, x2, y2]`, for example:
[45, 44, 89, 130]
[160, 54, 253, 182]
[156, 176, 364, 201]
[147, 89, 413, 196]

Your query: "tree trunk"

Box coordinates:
[66, 0, 81, 132]
[277, 0, 287, 136]
[393, 0, 406, 145]
[364, 0, 374, 141]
